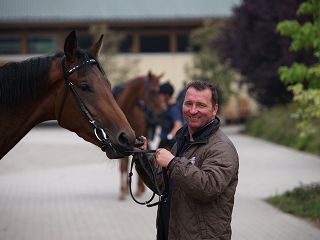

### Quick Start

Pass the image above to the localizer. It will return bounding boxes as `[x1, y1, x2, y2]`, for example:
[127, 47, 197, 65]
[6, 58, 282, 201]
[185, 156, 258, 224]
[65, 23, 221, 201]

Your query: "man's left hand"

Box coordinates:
[155, 148, 174, 168]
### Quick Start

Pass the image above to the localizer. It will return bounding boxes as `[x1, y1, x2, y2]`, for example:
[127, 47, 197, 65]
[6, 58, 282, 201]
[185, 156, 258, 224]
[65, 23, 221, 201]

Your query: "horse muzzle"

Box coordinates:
[95, 127, 140, 159]
[101, 143, 132, 159]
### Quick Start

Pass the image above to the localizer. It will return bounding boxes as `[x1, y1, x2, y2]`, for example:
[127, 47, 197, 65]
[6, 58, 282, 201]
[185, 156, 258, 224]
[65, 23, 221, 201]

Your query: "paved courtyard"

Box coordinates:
[0, 126, 320, 239]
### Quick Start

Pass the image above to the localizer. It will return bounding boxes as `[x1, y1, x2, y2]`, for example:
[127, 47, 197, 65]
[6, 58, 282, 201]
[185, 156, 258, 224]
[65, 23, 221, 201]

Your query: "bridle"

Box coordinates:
[58, 56, 130, 159]
[58, 56, 168, 206]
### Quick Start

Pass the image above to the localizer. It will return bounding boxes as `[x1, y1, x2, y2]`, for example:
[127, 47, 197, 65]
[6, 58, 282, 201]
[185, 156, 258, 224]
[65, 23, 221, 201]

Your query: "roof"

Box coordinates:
[0, 0, 241, 23]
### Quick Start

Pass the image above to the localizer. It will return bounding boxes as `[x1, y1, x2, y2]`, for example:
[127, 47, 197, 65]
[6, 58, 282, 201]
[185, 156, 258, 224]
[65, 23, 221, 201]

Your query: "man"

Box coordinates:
[157, 82, 183, 150]
[140, 80, 239, 240]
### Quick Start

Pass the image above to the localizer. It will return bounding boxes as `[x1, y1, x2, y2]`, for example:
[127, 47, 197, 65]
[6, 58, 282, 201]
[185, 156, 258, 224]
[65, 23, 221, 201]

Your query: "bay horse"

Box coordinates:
[114, 72, 163, 199]
[0, 31, 136, 160]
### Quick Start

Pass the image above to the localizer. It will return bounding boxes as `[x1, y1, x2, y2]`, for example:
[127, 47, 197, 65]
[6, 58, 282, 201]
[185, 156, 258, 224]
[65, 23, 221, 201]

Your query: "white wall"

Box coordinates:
[112, 53, 194, 95]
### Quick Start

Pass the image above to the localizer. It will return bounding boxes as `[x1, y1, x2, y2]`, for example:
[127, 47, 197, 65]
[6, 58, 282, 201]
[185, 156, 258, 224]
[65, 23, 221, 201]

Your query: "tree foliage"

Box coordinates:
[89, 24, 139, 85]
[186, 20, 238, 104]
[215, 0, 315, 107]
[277, 0, 320, 137]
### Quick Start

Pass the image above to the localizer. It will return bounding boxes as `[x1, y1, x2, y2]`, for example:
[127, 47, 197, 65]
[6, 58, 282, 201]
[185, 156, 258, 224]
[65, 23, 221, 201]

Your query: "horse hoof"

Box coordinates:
[118, 191, 127, 200]
[118, 187, 128, 200]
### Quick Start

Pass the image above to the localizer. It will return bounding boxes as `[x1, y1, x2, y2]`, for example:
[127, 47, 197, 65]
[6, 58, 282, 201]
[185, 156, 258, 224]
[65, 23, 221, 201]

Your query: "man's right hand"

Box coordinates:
[137, 136, 147, 150]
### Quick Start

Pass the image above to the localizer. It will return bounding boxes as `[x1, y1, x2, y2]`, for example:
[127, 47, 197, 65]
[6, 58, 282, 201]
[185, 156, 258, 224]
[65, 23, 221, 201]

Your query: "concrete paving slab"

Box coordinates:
[0, 126, 320, 240]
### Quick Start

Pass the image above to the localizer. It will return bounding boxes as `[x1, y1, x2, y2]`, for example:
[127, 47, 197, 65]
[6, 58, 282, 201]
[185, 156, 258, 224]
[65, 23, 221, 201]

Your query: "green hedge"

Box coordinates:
[242, 104, 320, 156]
[267, 183, 320, 223]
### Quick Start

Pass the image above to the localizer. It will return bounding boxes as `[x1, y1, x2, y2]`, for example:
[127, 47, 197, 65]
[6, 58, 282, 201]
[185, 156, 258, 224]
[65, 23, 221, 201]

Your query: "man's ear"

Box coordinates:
[213, 103, 219, 115]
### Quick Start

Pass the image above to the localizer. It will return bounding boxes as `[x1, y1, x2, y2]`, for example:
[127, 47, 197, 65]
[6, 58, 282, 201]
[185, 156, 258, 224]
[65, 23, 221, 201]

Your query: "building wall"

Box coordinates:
[112, 53, 193, 93]
[112, 53, 259, 120]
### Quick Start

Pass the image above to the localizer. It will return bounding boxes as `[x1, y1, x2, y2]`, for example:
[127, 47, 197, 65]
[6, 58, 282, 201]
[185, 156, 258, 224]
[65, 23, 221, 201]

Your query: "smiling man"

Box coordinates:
[140, 80, 239, 240]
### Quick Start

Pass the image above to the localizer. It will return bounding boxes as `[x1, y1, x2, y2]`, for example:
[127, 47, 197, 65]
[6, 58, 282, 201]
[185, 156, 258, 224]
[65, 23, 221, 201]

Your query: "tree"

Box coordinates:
[215, 0, 315, 107]
[89, 24, 139, 85]
[186, 19, 238, 105]
[277, 0, 320, 137]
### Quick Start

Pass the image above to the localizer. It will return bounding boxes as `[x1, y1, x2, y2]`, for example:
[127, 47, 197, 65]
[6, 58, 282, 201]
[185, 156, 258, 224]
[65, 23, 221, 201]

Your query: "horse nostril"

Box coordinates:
[118, 132, 131, 147]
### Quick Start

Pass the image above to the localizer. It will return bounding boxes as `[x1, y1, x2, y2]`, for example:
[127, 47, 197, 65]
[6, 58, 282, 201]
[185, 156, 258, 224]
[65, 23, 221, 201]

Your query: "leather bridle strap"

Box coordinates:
[58, 57, 108, 142]
[128, 150, 169, 207]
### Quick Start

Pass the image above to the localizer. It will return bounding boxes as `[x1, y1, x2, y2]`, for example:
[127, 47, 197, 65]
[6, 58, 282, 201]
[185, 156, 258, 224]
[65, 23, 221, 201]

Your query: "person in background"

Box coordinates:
[157, 81, 183, 150]
[139, 80, 239, 240]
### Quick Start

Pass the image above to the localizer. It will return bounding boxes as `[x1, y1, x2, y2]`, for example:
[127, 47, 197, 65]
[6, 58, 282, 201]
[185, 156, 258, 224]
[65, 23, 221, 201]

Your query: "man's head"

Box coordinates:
[159, 82, 174, 97]
[158, 82, 174, 106]
[183, 80, 218, 135]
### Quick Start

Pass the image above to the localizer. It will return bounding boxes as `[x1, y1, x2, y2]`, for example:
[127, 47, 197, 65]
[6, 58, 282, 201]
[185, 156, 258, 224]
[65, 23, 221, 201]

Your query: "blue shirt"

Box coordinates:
[159, 103, 182, 140]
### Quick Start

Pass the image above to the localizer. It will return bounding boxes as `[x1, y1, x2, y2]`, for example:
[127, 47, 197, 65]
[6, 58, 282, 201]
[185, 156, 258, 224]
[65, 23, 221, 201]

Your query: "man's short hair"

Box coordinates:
[186, 80, 218, 106]
[159, 82, 174, 97]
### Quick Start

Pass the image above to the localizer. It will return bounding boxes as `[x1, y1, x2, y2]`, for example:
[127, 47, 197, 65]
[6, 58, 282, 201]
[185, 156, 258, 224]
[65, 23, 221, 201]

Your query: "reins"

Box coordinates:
[127, 149, 169, 207]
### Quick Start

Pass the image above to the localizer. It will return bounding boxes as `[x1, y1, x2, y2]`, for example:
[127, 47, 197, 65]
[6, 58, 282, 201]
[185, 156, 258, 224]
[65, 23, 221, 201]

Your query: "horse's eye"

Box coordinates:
[79, 83, 91, 92]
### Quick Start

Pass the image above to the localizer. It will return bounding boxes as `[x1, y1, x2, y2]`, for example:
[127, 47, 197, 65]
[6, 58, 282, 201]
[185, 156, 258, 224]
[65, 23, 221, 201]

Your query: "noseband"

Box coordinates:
[58, 57, 130, 159]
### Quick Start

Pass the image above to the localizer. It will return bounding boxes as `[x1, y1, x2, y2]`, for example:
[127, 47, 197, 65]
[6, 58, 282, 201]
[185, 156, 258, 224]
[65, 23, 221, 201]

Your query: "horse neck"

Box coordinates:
[0, 59, 60, 159]
[119, 78, 145, 110]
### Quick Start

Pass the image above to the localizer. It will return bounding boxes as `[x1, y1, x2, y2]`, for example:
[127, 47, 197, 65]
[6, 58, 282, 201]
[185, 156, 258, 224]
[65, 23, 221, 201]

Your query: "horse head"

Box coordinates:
[56, 31, 136, 158]
[145, 70, 164, 109]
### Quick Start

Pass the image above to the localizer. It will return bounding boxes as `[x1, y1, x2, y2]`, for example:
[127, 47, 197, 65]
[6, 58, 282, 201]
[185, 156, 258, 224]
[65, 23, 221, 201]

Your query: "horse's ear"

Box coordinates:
[147, 70, 152, 79]
[158, 72, 165, 80]
[64, 31, 78, 62]
[89, 35, 104, 57]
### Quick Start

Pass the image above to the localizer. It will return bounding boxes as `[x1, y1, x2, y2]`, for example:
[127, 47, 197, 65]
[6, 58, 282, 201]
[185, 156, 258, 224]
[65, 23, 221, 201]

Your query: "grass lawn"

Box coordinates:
[267, 183, 320, 228]
[243, 104, 320, 228]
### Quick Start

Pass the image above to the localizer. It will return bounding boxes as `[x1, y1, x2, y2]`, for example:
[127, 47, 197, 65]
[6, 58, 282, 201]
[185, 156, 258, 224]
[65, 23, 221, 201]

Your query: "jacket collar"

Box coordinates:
[176, 117, 220, 144]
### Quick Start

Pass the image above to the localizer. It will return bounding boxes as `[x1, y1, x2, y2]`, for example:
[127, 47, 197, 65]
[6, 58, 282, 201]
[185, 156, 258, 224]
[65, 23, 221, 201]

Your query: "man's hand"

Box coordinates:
[155, 148, 174, 168]
[135, 136, 147, 151]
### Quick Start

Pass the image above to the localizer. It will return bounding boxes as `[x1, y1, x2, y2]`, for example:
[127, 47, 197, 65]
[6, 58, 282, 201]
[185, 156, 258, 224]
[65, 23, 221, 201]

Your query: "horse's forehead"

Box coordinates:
[147, 75, 159, 84]
[75, 53, 104, 78]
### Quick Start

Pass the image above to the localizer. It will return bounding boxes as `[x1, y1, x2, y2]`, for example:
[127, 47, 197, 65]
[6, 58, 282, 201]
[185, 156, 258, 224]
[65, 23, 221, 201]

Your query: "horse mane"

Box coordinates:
[0, 50, 102, 109]
[0, 53, 61, 108]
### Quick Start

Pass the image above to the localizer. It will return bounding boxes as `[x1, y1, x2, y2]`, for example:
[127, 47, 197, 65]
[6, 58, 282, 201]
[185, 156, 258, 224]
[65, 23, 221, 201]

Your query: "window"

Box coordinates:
[119, 35, 133, 53]
[0, 37, 21, 54]
[140, 35, 169, 53]
[177, 34, 189, 52]
[78, 35, 93, 49]
[28, 36, 58, 54]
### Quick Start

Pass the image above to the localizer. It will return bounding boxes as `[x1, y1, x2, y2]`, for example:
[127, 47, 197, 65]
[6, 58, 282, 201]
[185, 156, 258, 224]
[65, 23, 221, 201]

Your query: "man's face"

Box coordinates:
[183, 87, 218, 134]
[158, 93, 168, 109]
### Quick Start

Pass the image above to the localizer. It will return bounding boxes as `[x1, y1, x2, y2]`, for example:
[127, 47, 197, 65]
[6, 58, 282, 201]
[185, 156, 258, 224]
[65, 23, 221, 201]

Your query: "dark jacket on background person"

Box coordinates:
[158, 103, 183, 150]
[155, 118, 239, 240]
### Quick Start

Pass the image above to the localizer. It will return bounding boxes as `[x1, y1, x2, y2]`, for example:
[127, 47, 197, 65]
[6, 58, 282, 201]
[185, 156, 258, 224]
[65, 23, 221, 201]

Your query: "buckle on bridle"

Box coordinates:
[94, 127, 108, 142]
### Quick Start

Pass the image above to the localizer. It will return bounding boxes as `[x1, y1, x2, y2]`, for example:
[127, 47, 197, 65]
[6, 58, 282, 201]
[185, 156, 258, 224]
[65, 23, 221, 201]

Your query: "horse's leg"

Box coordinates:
[118, 157, 129, 200]
[135, 176, 146, 197]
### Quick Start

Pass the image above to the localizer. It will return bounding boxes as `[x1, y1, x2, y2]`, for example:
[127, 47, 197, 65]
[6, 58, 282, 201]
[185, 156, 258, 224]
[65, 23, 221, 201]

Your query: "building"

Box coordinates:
[1, 0, 257, 121]
[0, 0, 240, 82]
